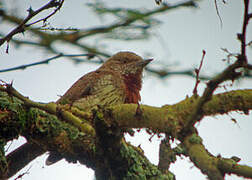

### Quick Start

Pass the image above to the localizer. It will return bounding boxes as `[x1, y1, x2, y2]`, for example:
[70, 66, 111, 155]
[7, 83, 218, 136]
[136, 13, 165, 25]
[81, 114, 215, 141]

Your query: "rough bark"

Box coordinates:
[0, 89, 252, 179]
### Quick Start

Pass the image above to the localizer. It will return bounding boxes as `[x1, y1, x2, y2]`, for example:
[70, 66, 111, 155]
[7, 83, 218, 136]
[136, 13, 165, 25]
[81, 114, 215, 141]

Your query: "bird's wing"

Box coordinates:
[72, 71, 126, 110]
[57, 71, 126, 109]
[47, 71, 126, 166]
[56, 71, 97, 105]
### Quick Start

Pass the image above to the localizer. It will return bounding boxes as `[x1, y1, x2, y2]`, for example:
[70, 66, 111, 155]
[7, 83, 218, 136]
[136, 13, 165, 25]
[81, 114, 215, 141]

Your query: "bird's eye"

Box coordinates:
[122, 59, 127, 63]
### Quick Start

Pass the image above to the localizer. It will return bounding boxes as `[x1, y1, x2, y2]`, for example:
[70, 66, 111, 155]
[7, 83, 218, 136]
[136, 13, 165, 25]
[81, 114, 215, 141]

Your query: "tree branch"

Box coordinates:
[218, 157, 252, 178]
[158, 138, 176, 172]
[106, 89, 252, 135]
[0, 90, 174, 179]
[1, 83, 251, 138]
[0, 0, 64, 48]
[0, 53, 97, 73]
[183, 131, 224, 180]
[5, 142, 45, 178]
[0, 85, 251, 179]
[184, 60, 243, 132]
[183, 0, 251, 133]
[0, 90, 96, 179]
[0, 0, 200, 79]
[0, 84, 95, 136]
[240, 0, 250, 58]
[182, 130, 252, 180]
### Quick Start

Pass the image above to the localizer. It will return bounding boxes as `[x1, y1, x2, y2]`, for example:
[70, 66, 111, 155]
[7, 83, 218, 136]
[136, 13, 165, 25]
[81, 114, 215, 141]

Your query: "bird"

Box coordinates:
[46, 51, 153, 165]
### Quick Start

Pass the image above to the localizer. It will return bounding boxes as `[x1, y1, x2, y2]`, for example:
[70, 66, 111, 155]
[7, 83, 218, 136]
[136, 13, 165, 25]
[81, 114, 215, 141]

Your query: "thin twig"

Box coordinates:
[26, 1, 64, 27]
[214, 0, 223, 28]
[14, 165, 32, 180]
[0, 0, 64, 48]
[240, 0, 250, 59]
[0, 53, 95, 73]
[183, 0, 251, 131]
[146, 67, 211, 80]
[193, 50, 206, 96]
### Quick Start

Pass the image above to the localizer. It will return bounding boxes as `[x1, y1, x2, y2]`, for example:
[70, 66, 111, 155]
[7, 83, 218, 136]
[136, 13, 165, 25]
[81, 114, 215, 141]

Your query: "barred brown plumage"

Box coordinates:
[46, 51, 153, 165]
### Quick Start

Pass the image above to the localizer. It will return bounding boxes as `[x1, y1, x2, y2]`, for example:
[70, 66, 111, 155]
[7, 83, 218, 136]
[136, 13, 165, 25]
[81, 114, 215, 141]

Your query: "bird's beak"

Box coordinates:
[137, 58, 153, 67]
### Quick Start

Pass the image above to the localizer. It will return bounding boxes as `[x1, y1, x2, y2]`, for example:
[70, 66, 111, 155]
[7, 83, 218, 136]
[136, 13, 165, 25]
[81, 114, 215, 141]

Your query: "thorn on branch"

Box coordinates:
[6, 41, 10, 53]
[155, 0, 162, 5]
[27, 6, 34, 15]
[237, 33, 243, 42]
[248, 13, 252, 19]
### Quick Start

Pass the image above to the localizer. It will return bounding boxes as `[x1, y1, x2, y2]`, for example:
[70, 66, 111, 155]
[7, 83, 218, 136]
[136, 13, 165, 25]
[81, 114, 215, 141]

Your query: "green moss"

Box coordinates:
[0, 92, 23, 112]
[0, 92, 27, 139]
[173, 144, 187, 155]
[27, 107, 84, 141]
[27, 108, 63, 138]
[189, 134, 202, 144]
[95, 110, 104, 121]
[65, 126, 79, 140]
[120, 143, 174, 180]
[0, 139, 7, 175]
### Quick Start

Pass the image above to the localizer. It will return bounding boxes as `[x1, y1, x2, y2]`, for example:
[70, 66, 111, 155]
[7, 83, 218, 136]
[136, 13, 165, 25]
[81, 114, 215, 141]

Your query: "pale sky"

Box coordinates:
[1, 0, 251, 180]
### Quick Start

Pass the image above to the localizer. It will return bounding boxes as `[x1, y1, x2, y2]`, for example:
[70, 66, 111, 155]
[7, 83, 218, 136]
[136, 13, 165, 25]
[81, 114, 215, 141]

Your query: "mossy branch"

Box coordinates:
[108, 89, 252, 134]
[183, 132, 223, 180]
[0, 85, 95, 136]
[0, 86, 251, 179]
[182, 131, 252, 180]
[0, 89, 174, 179]
[218, 158, 252, 178]
[0, 90, 96, 178]
[2, 85, 251, 136]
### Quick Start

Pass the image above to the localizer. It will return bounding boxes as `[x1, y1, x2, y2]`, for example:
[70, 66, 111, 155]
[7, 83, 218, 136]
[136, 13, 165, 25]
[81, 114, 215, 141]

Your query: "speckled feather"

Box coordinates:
[59, 71, 126, 110]
[57, 51, 150, 109]
[46, 51, 152, 165]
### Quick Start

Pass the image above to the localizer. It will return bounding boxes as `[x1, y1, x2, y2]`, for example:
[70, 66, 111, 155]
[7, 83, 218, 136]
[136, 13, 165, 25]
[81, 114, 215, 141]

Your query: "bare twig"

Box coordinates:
[183, 0, 251, 135]
[146, 67, 211, 80]
[214, 0, 223, 27]
[14, 165, 32, 180]
[221, 48, 238, 63]
[71, 0, 198, 41]
[193, 50, 206, 96]
[239, 0, 250, 60]
[0, 0, 64, 48]
[0, 53, 96, 73]
[0, 0, 200, 78]
[26, 1, 64, 27]
[184, 59, 243, 132]
[1, 0, 196, 47]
